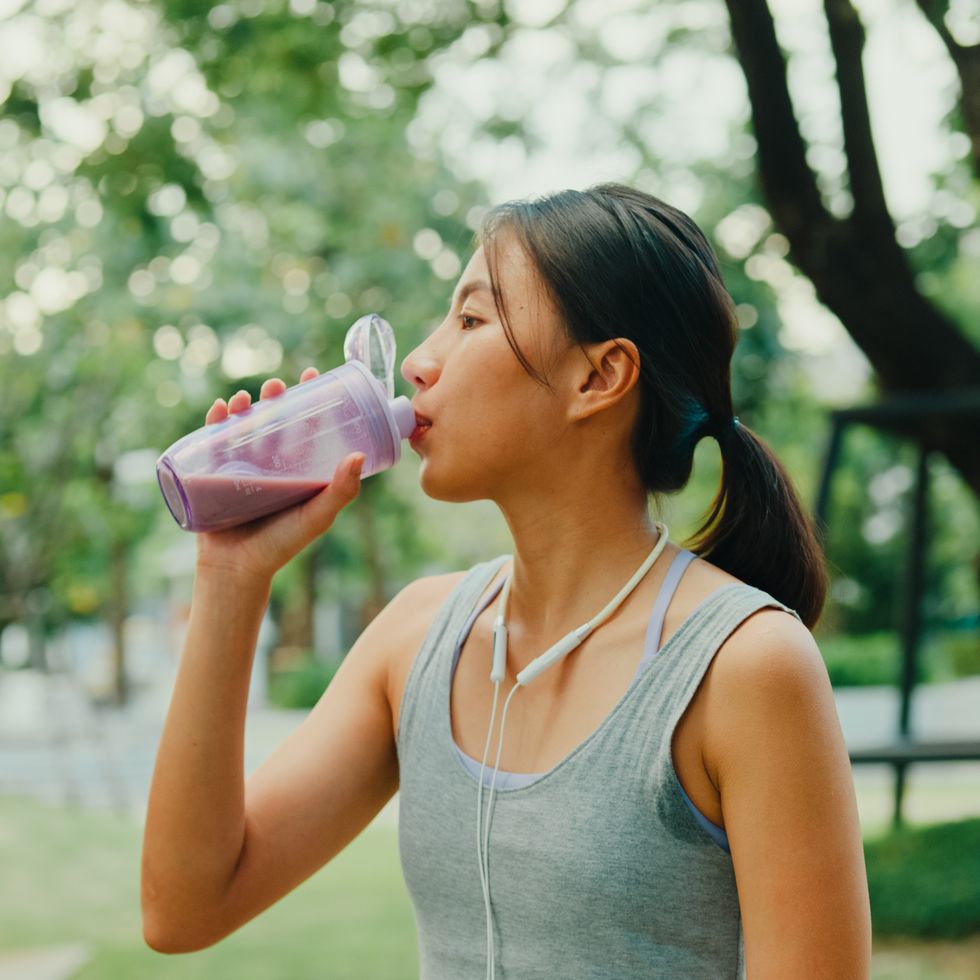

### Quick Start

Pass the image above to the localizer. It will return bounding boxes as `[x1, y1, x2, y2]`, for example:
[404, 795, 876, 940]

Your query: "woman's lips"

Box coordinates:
[410, 415, 432, 445]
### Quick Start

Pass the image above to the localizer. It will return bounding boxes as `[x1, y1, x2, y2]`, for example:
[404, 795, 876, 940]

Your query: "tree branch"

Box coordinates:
[721, 0, 835, 249]
[914, 0, 980, 175]
[914, 0, 962, 53]
[823, 0, 893, 233]
[722, 0, 980, 494]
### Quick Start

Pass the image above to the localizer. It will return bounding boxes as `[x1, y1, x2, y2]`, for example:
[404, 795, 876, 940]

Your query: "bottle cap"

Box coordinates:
[344, 313, 397, 398]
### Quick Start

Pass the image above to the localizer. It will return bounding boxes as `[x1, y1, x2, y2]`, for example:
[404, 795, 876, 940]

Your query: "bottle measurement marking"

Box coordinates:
[223, 394, 348, 450]
[233, 478, 263, 496]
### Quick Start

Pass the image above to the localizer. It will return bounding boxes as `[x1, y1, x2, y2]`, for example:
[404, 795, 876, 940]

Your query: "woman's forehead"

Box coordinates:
[451, 248, 493, 305]
[458, 236, 545, 311]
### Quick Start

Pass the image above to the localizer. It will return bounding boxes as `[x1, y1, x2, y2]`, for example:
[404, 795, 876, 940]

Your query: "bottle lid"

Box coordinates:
[344, 314, 397, 398]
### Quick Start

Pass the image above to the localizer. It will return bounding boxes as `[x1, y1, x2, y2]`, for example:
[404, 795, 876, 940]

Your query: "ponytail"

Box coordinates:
[685, 419, 828, 628]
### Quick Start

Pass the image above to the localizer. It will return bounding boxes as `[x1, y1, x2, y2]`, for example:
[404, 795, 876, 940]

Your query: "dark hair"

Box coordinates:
[480, 183, 827, 628]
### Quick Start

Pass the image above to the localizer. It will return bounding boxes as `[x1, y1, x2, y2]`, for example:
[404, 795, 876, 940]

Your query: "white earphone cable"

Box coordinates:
[480, 680, 522, 979]
[476, 678, 502, 980]
[476, 524, 669, 979]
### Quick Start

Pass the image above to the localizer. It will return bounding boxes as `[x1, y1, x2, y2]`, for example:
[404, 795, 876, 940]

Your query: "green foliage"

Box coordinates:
[268, 651, 341, 708]
[816, 430, 979, 639]
[818, 631, 903, 687]
[0, 0, 489, 639]
[1, 0, 975, 687]
[818, 630, 980, 687]
[865, 817, 980, 940]
[940, 628, 980, 680]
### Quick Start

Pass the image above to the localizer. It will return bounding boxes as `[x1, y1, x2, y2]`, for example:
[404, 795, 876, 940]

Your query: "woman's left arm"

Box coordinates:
[705, 609, 872, 980]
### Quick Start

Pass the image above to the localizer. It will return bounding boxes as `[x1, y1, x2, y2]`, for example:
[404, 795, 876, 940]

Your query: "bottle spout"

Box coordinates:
[389, 396, 415, 439]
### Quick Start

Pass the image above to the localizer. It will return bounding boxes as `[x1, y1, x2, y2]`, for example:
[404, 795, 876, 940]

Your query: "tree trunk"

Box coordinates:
[276, 548, 316, 655]
[354, 479, 388, 632]
[723, 0, 980, 494]
[108, 534, 128, 706]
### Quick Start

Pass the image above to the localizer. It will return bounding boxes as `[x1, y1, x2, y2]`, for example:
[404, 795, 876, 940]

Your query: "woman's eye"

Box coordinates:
[460, 315, 479, 330]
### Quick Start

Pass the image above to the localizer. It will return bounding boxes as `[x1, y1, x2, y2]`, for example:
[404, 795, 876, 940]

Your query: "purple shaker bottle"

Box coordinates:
[155, 314, 416, 532]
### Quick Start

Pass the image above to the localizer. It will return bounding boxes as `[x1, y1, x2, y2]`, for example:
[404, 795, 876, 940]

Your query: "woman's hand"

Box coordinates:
[193, 367, 364, 585]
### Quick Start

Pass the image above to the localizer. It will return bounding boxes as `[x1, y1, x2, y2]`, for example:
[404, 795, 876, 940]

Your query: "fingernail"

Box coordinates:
[352, 455, 365, 477]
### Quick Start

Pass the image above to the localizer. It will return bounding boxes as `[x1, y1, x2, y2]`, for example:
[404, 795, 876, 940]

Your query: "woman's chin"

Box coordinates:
[417, 462, 484, 504]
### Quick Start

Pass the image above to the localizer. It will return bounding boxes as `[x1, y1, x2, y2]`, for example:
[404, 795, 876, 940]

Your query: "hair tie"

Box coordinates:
[698, 412, 741, 443]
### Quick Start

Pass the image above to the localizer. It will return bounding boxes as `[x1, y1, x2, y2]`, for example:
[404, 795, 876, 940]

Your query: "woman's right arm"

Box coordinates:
[141, 565, 276, 951]
[141, 374, 428, 952]
[141, 563, 434, 953]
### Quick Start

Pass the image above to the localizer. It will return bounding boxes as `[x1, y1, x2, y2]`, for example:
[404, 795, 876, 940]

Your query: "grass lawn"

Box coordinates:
[0, 797, 418, 979]
[2, 796, 980, 979]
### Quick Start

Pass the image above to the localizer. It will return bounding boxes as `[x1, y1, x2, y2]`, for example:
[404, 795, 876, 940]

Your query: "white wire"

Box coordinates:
[477, 678, 502, 980]
[476, 524, 668, 978]
[480, 681, 522, 980]
[573, 522, 669, 635]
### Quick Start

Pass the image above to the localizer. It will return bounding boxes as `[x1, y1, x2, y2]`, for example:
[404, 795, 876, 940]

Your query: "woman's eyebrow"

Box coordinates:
[453, 280, 492, 306]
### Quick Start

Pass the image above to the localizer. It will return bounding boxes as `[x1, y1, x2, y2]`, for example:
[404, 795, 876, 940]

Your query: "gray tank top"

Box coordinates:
[397, 554, 802, 979]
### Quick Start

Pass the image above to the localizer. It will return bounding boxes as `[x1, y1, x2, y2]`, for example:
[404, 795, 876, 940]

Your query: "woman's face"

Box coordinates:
[400, 234, 575, 503]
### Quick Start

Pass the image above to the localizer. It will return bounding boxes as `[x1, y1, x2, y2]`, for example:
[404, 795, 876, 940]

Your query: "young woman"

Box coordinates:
[142, 184, 871, 978]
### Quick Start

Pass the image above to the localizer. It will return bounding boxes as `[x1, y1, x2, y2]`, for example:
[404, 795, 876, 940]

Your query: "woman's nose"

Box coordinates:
[400, 340, 438, 392]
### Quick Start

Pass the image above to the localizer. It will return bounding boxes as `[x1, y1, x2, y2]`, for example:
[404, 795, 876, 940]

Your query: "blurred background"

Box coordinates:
[0, 0, 978, 977]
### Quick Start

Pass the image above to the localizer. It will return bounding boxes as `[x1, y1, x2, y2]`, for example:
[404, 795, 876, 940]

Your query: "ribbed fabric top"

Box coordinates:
[397, 553, 802, 979]
[447, 548, 732, 852]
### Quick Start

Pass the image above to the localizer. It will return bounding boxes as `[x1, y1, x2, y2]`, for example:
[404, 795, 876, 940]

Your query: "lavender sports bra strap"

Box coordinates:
[631, 548, 697, 683]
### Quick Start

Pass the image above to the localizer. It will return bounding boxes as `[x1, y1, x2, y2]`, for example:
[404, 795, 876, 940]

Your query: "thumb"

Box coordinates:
[345, 453, 366, 489]
[326, 452, 365, 502]
[291, 453, 364, 538]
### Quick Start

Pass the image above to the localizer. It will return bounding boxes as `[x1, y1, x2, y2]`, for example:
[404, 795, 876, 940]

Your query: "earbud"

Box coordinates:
[490, 621, 507, 683]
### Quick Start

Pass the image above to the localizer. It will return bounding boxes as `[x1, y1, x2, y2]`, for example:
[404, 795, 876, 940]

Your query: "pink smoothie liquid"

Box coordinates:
[181, 472, 329, 531]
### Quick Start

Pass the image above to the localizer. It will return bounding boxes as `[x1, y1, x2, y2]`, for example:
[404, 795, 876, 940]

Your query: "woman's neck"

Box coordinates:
[497, 501, 666, 643]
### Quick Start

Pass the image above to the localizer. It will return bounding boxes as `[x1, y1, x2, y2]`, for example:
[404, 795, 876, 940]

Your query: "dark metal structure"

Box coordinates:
[813, 388, 980, 829]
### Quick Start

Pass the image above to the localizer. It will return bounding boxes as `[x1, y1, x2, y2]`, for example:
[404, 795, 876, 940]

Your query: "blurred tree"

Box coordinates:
[723, 0, 980, 494]
[0, 0, 501, 699]
[2, 0, 976, 702]
[913, 0, 980, 174]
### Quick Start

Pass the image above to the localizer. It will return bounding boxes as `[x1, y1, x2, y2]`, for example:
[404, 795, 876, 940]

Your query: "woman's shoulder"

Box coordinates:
[678, 551, 822, 703]
[394, 552, 510, 613]
[381, 555, 509, 706]
[377, 572, 466, 661]
[694, 563, 831, 781]
[686, 551, 806, 632]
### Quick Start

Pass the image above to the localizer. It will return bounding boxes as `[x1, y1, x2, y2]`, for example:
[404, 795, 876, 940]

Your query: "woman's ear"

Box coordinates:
[570, 339, 641, 421]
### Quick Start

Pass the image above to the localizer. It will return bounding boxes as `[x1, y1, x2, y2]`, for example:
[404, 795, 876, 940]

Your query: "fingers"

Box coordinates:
[204, 388, 250, 426]
[257, 367, 316, 399]
[339, 452, 365, 489]
[205, 368, 317, 426]
[227, 389, 252, 413]
[259, 378, 286, 400]
[205, 398, 227, 425]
